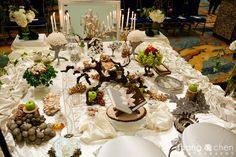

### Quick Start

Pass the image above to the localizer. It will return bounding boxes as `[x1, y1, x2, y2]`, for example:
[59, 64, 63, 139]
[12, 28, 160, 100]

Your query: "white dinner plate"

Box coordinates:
[97, 136, 166, 157]
[182, 123, 236, 157]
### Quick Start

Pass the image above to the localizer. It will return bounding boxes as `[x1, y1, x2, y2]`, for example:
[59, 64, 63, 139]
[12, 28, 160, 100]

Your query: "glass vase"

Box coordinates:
[21, 26, 30, 40]
[152, 22, 160, 35]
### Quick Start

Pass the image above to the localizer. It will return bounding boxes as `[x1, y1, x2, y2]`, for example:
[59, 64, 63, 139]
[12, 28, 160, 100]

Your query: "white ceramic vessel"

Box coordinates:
[182, 123, 236, 157]
[97, 136, 166, 157]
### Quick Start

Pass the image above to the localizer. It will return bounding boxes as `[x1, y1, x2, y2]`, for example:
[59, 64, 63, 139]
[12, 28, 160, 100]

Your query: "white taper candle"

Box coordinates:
[126, 8, 130, 28]
[50, 15, 54, 32]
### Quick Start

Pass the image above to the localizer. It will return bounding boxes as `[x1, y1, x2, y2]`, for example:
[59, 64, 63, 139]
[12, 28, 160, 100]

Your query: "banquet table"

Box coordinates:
[1, 34, 236, 157]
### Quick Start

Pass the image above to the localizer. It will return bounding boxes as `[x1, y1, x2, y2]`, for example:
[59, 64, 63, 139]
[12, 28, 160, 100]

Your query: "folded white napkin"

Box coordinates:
[79, 109, 116, 144]
[146, 102, 173, 131]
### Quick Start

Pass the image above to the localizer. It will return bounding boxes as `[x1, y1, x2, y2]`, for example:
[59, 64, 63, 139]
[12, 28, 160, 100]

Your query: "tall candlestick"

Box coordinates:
[119, 10, 122, 29]
[53, 12, 57, 32]
[130, 11, 134, 30]
[59, 10, 63, 30]
[107, 15, 110, 30]
[126, 8, 130, 28]
[63, 15, 67, 34]
[121, 14, 124, 31]
[110, 12, 113, 29]
[50, 15, 54, 32]
[113, 10, 116, 24]
[66, 13, 70, 34]
[134, 13, 136, 30]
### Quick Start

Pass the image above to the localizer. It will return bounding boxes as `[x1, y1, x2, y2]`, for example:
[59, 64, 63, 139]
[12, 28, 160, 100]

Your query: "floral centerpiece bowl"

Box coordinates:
[47, 32, 68, 65]
[137, 44, 163, 77]
[23, 63, 58, 88]
[9, 5, 38, 40]
[127, 30, 146, 59]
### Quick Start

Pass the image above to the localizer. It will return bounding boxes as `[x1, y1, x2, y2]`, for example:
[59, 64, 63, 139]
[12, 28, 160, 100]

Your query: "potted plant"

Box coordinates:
[23, 63, 57, 88]
[186, 83, 198, 101]
[137, 44, 163, 77]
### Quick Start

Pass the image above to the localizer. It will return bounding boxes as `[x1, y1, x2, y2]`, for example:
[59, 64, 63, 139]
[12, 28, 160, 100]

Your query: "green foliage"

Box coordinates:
[23, 64, 57, 87]
[0, 68, 7, 77]
[137, 51, 163, 67]
[0, 54, 9, 68]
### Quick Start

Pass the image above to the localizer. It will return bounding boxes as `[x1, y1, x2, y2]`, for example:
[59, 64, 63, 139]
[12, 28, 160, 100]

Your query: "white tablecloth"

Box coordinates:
[11, 34, 49, 50]
[1, 36, 236, 157]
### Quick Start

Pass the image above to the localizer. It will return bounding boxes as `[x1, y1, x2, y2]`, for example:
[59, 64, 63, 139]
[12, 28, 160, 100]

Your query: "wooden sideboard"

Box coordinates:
[213, 0, 236, 41]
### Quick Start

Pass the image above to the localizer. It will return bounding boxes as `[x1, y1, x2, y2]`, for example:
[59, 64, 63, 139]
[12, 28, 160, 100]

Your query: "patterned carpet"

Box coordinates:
[179, 45, 234, 83]
[167, 0, 235, 84]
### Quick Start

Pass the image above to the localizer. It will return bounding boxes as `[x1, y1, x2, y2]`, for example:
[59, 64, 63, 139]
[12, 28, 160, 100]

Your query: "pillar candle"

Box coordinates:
[53, 12, 57, 32]
[50, 15, 54, 32]
[126, 8, 130, 28]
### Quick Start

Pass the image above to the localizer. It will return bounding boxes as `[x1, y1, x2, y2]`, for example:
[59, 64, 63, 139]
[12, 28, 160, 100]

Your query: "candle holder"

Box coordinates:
[119, 27, 130, 41]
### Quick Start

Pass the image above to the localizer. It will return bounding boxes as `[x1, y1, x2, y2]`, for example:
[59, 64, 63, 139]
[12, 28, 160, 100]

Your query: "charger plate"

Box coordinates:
[155, 75, 183, 94]
[97, 136, 166, 157]
[182, 123, 236, 157]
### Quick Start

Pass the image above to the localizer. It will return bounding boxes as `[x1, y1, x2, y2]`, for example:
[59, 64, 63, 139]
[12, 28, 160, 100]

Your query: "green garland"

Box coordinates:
[23, 64, 57, 87]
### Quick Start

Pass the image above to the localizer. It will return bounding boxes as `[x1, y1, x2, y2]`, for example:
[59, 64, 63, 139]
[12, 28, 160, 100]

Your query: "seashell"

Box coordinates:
[43, 93, 60, 116]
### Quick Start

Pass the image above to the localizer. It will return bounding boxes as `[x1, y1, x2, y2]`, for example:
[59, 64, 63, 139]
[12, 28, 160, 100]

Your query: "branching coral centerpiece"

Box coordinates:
[47, 32, 68, 65]
[9, 5, 38, 40]
[23, 63, 57, 87]
[127, 30, 146, 59]
[137, 45, 163, 77]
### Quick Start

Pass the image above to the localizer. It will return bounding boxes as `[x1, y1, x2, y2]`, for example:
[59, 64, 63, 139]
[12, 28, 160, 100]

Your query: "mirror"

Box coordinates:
[58, 0, 121, 40]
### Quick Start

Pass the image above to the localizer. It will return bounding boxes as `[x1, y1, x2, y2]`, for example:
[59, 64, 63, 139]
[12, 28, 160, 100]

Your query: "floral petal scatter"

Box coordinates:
[127, 30, 146, 43]
[9, 6, 35, 27]
[149, 9, 165, 23]
[47, 32, 68, 46]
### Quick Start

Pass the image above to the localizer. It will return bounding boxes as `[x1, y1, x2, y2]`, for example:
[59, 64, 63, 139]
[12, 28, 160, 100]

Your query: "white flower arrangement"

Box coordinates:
[127, 30, 146, 43]
[229, 40, 236, 51]
[47, 32, 67, 46]
[9, 6, 35, 27]
[149, 9, 165, 23]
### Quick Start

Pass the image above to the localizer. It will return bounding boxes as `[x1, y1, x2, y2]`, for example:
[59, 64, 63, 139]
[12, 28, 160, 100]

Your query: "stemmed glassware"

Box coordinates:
[69, 44, 80, 69]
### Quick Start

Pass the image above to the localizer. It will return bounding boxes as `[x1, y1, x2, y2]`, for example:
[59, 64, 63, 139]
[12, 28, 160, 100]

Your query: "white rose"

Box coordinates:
[149, 9, 165, 23]
[19, 8, 26, 14]
[229, 40, 236, 51]
[26, 10, 35, 22]
[15, 14, 28, 27]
